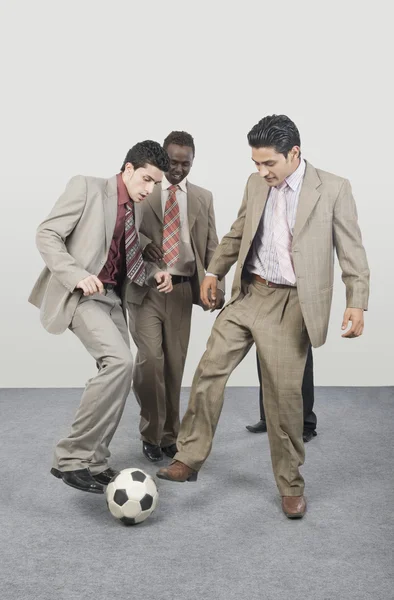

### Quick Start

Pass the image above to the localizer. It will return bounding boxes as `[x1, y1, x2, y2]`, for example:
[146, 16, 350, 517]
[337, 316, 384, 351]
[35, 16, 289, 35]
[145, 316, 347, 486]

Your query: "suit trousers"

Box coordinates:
[174, 279, 310, 496]
[128, 281, 193, 446]
[53, 289, 133, 473]
[256, 345, 317, 432]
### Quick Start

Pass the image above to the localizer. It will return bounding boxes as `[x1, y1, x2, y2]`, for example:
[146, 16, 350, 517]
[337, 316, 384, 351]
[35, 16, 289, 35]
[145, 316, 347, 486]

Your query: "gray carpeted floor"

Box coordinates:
[1, 387, 393, 600]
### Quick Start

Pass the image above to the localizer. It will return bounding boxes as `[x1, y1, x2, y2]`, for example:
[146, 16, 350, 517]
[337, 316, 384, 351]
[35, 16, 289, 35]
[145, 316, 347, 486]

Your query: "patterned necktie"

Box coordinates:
[273, 182, 296, 284]
[125, 201, 146, 286]
[162, 184, 180, 267]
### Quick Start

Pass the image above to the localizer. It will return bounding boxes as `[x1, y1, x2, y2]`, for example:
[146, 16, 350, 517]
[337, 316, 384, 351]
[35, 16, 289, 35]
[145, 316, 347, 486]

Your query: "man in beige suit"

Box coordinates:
[127, 131, 225, 463]
[29, 141, 172, 494]
[157, 115, 370, 519]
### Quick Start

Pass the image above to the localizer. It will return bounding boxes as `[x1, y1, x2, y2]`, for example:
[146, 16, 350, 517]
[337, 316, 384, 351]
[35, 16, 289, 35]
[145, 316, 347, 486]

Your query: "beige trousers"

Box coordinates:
[175, 279, 310, 496]
[128, 281, 193, 446]
[53, 290, 133, 474]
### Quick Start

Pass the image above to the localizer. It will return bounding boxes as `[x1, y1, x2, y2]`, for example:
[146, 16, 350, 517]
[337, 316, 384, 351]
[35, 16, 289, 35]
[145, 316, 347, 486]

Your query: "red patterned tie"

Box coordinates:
[125, 201, 145, 286]
[162, 184, 180, 267]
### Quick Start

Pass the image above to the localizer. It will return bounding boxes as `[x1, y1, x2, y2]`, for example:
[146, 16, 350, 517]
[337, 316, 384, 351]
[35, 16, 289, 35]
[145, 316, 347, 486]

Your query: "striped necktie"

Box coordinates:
[162, 184, 180, 267]
[125, 201, 146, 286]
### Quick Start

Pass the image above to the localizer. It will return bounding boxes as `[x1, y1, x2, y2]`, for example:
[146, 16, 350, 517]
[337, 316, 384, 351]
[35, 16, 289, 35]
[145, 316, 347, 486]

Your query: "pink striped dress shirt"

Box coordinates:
[247, 159, 306, 286]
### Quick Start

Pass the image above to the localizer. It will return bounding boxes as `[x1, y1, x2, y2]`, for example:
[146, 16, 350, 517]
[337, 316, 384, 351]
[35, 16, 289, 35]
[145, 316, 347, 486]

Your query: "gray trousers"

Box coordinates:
[53, 290, 133, 474]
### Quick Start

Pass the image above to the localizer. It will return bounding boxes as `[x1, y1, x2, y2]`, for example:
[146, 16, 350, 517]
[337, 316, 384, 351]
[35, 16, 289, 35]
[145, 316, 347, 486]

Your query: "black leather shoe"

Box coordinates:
[142, 442, 163, 463]
[161, 443, 177, 459]
[246, 419, 267, 433]
[303, 430, 317, 443]
[92, 467, 119, 486]
[50, 468, 104, 494]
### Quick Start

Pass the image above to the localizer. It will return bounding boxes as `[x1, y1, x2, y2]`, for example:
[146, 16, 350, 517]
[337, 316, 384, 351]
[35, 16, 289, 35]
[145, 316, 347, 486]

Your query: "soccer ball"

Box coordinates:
[106, 468, 159, 525]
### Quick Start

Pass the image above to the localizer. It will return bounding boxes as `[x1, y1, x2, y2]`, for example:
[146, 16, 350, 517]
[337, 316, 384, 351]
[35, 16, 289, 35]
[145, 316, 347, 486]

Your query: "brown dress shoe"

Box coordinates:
[281, 495, 307, 519]
[156, 460, 198, 482]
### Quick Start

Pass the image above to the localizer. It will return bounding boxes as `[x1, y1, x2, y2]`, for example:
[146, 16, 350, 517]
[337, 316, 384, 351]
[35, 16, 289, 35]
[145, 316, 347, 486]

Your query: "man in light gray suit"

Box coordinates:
[29, 141, 172, 494]
[157, 115, 370, 519]
[127, 131, 225, 463]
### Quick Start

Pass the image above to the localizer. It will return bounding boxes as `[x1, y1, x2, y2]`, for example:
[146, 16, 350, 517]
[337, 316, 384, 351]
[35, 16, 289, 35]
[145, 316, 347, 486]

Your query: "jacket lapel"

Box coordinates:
[292, 161, 322, 243]
[103, 176, 118, 255]
[186, 182, 202, 234]
[252, 178, 270, 237]
[146, 185, 163, 222]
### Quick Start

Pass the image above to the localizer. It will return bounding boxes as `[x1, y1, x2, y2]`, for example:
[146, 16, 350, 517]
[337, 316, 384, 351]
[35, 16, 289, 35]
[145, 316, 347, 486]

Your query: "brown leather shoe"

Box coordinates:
[281, 495, 307, 519]
[156, 460, 198, 482]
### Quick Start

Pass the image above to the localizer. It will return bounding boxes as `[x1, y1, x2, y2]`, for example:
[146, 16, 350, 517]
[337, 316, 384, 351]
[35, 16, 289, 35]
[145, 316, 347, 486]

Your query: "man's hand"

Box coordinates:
[155, 271, 173, 293]
[143, 242, 163, 262]
[200, 275, 218, 309]
[209, 289, 225, 312]
[341, 308, 364, 338]
[76, 275, 104, 296]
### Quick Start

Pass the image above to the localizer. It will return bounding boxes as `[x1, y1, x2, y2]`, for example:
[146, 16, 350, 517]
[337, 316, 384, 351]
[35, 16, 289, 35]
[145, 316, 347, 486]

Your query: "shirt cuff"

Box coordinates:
[206, 272, 218, 278]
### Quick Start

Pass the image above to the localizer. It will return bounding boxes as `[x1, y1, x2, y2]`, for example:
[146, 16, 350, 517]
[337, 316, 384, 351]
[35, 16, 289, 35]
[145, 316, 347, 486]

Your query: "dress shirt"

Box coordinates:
[246, 159, 306, 285]
[98, 173, 128, 286]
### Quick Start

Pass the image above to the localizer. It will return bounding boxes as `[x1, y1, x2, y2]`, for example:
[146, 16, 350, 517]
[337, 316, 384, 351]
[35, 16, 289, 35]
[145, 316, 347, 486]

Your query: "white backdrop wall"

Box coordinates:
[0, 1, 392, 387]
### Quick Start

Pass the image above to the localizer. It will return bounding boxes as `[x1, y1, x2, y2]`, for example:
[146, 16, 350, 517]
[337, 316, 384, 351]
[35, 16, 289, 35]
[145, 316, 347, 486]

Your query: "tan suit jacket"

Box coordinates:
[126, 181, 225, 308]
[28, 175, 160, 334]
[207, 162, 370, 348]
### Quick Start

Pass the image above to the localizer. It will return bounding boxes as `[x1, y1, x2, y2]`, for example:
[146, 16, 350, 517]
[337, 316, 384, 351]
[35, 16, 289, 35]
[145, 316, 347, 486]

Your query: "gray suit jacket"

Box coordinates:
[207, 162, 370, 348]
[126, 181, 225, 308]
[28, 175, 160, 334]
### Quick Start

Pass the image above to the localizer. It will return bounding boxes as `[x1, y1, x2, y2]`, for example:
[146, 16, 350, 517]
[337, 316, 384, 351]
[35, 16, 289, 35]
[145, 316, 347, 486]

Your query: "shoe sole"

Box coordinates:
[245, 427, 267, 433]
[143, 453, 164, 463]
[50, 468, 104, 494]
[284, 511, 305, 519]
[156, 472, 198, 482]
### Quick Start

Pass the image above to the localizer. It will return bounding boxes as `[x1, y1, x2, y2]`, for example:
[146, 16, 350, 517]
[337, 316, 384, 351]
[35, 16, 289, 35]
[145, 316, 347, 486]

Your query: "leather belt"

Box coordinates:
[103, 283, 117, 291]
[171, 275, 191, 285]
[252, 274, 294, 289]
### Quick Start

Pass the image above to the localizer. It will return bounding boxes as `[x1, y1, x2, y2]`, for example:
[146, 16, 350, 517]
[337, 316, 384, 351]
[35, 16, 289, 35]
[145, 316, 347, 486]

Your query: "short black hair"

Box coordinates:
[120, 140, 170, 172]
[163, 131, 195, 157]
[247, 115, 301, 158]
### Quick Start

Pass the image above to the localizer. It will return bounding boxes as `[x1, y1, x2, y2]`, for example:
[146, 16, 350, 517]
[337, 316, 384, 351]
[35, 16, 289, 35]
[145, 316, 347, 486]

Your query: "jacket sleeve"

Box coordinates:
[206, 176, 250, 280]
[333, 179, 370, 309]
[35, 175, 91, 292]
[204, 192, 225, 294]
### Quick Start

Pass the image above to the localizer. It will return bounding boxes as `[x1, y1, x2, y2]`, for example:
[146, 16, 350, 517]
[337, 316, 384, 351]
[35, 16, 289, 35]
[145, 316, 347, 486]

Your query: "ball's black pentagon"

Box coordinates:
[120, 516, 136, 526]
[113, 489, 128, 506]
[140, 493, 153, 511]
[131, 470, 146, 483]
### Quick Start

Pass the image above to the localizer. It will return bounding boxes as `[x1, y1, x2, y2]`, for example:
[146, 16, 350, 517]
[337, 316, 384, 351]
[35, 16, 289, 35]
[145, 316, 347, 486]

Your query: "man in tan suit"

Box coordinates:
[126, 131, 225, 463]
[157, 115, 370, 519]
[29, 141, 172, 494]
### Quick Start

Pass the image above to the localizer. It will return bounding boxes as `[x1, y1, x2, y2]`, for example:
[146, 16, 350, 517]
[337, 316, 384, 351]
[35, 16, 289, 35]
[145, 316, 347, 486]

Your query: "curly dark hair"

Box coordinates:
[163, 131, 195, 157]
[120, 140, 170, 172]
[247, 115, 301, 158]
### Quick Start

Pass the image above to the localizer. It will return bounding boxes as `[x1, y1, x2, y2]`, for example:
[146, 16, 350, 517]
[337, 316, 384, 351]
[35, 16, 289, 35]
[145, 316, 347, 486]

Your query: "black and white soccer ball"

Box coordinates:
[106, 468, 159, 525]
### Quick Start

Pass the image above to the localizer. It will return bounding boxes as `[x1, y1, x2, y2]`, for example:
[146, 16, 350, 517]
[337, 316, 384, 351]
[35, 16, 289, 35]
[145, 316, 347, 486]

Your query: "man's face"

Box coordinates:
[165, 143, 194, 185]
[251, 146, 300, 187]
[122, 163, 163, 202]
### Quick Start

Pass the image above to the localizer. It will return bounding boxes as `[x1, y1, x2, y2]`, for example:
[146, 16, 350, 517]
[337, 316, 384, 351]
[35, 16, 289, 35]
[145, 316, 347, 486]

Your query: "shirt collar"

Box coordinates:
[117, 173, 131, 205]
[162, 174, 187, 194]
[284, 158, 306, 191]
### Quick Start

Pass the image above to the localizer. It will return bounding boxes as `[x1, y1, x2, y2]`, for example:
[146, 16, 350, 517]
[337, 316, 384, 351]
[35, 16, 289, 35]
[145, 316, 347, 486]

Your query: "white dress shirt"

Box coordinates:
[161, 175, 195, 277]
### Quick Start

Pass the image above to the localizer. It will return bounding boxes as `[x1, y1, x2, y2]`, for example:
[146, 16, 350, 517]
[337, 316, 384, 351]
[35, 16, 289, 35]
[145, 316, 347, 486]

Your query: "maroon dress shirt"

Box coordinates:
[98, 173, 130, 287]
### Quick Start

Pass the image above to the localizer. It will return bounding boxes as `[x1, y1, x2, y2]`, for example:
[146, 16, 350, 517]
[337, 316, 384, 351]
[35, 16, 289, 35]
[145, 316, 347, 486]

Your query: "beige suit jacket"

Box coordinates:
[207, 162, 370, 348]
[126, 181, 225, 308]
[28, 175, 160, 334]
